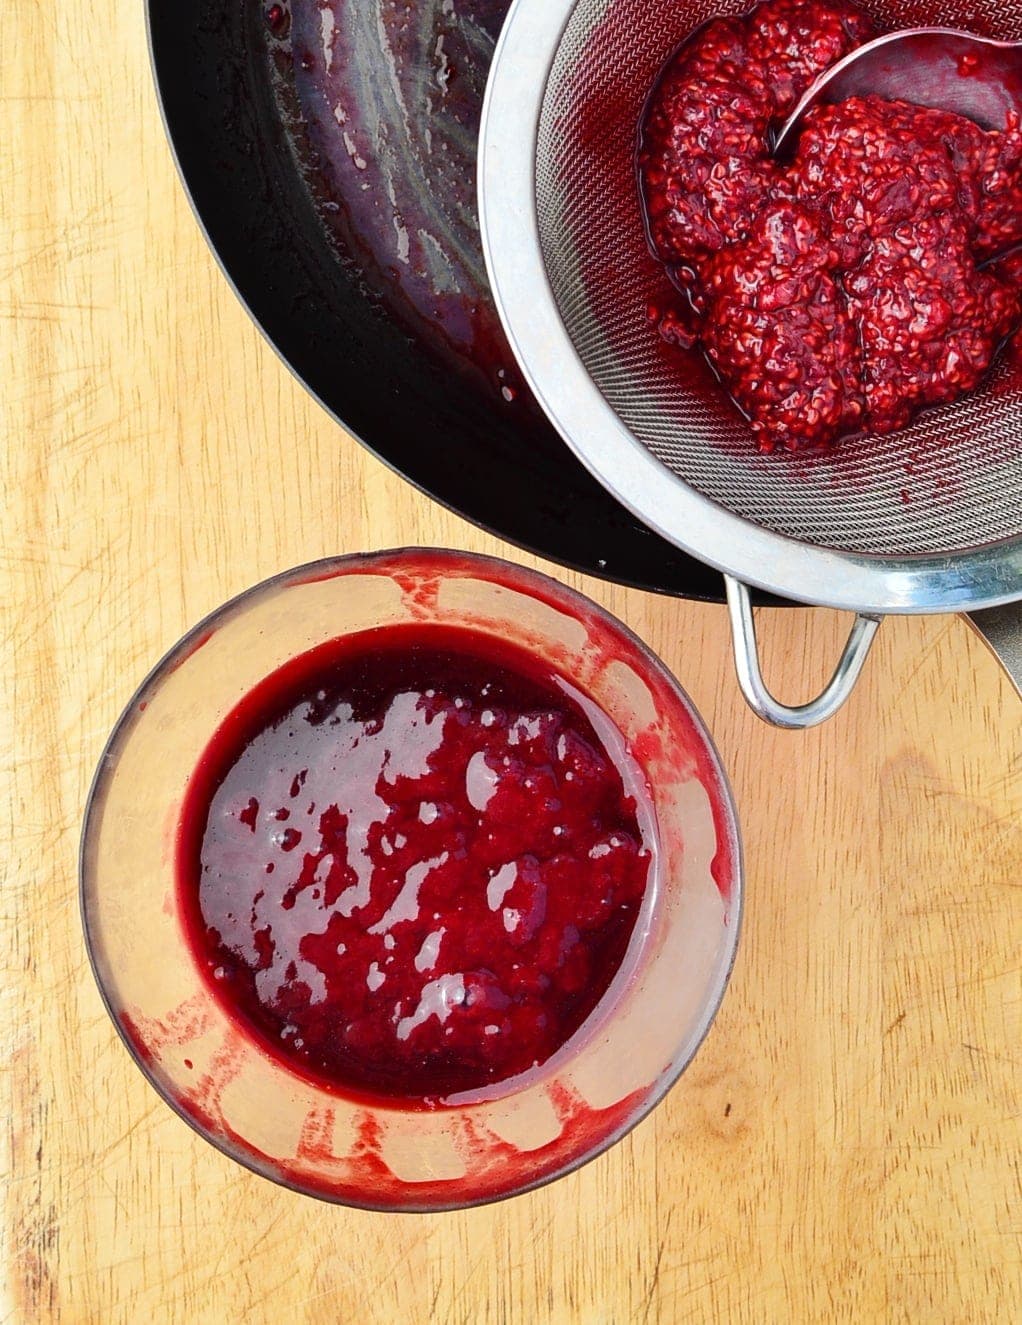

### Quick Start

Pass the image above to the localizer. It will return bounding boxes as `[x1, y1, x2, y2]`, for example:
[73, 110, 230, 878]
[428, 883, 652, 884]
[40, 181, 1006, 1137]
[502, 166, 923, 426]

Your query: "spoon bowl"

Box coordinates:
[775, 28, 1022, 154]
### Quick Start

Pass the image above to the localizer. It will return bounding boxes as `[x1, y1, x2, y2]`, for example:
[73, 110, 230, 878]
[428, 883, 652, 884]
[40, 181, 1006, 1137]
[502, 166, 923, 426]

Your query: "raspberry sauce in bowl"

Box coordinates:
[82, 550, 741, 1209]
[178, 624, 655, 1105]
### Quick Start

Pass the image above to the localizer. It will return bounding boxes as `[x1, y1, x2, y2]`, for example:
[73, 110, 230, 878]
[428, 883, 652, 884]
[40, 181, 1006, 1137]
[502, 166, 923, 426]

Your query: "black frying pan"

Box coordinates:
[149, 0, 736, 601]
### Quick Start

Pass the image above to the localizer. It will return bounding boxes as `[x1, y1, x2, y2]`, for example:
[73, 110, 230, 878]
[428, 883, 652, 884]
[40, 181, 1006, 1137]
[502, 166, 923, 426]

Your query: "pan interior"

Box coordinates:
[148, 0, 726, 599]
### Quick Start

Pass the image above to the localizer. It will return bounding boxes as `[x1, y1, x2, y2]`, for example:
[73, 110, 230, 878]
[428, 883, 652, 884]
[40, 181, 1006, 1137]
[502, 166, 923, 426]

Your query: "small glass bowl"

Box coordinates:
[81, 548, 742, 1210]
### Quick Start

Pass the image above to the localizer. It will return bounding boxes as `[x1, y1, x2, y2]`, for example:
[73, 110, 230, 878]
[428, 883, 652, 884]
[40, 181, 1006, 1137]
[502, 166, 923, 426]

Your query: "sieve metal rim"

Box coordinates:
[477, 0, 1022, 616]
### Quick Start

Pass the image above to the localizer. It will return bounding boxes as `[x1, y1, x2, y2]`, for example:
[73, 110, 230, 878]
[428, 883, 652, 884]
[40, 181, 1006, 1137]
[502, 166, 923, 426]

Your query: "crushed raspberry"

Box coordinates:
[638, 18, 780, 267]
[701, 201, 865, 447]
[638, 0, 1022, 452]
[847, 211, 1019, 433]
[971, 116, 1022, 257]
[745, 0, 876, 111]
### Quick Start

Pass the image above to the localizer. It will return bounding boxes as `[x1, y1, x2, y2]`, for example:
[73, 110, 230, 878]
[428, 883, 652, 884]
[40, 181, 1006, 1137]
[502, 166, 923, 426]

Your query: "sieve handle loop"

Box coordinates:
[724, 576, 883, 730]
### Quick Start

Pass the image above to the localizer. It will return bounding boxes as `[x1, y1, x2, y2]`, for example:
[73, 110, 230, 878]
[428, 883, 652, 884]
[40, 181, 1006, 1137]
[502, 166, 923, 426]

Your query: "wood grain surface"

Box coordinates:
[3, 5, 1020, 1321]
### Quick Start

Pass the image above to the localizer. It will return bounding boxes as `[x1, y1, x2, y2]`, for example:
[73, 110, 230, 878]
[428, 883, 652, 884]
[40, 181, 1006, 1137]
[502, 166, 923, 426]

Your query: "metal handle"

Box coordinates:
[724, 576, 884, 729]
[965, 604, 1022, 698]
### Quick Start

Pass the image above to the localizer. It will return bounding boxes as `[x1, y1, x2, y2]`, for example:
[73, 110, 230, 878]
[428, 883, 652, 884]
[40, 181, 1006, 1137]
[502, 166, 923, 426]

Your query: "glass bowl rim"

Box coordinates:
[79, 545, 745, 1211]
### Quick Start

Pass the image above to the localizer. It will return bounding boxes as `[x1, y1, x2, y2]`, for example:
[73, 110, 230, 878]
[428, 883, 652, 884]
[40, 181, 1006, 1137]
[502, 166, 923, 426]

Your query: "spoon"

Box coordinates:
[774, 28, 1022, 154]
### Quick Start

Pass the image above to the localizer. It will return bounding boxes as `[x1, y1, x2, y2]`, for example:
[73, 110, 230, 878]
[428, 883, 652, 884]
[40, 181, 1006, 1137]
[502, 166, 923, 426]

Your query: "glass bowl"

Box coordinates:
[81, 548, 742, 1210]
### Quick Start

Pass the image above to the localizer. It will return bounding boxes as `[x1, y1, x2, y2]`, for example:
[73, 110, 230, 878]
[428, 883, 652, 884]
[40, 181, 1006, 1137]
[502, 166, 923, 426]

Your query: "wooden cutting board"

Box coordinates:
[4, 4, 1020, 1320]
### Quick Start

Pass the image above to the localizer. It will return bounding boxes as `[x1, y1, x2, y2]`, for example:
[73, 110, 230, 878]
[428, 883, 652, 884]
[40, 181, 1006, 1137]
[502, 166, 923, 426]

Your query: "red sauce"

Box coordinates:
[176, 624, 653, 1105]
[638, 0, 1022, 452]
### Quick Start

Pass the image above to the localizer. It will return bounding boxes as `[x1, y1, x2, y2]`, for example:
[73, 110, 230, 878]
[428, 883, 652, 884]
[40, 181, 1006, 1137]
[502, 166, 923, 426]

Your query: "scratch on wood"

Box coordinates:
[642, 1208, 674, 1325]
[6, 1047, 62, 1318]
[962, 1042, 1020, 1066]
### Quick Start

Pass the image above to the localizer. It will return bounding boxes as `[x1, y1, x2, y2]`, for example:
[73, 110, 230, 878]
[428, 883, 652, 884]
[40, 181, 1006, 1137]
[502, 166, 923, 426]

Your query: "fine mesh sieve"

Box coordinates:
[479, 0, 1022, 724]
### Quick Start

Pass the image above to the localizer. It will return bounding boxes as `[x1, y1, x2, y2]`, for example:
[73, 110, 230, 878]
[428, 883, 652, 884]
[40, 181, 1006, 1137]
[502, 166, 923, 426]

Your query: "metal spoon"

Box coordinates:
[774, 28, 1022, 154]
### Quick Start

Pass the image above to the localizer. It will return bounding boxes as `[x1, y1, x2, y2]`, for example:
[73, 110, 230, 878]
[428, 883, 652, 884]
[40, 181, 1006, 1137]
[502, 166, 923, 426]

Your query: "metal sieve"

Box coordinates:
[478, 0, 1022, 725]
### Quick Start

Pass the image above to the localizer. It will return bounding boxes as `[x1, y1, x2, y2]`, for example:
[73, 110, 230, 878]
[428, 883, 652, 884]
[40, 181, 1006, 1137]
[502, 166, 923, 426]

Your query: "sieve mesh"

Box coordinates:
[535, 0, 1022, 557]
